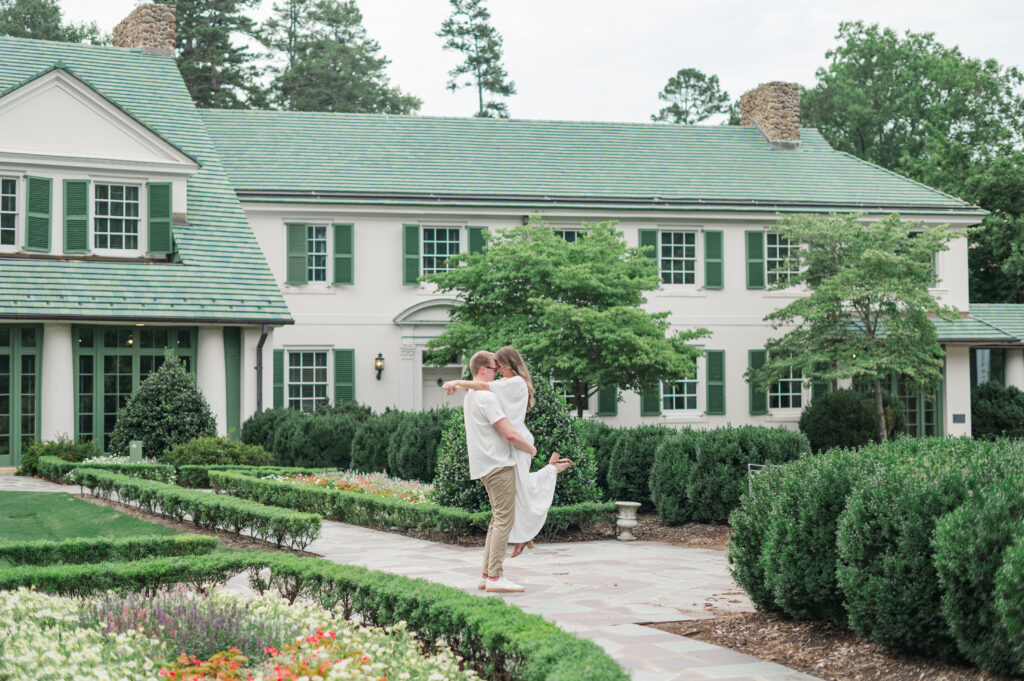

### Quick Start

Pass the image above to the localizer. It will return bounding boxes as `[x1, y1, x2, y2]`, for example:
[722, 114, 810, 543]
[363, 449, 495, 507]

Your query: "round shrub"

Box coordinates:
[271, 413, 359, 469]
[387, 408, 450, 482]
[576, 419, 620, 498]
[934, 472, 1024, 674]
[798, 389, 906, 452]
[240, 407, 302, 453]
[606, 425, 673, 509]
[972, 381, 1024, 440]
[17, 437, 98, 476]
[350, 410, 405, 474]
[648, 430, 698, 525]
[431, 379, 602, 512]
[835, 438, 1002, 658]
[995, 532, 1024, 669]
[164, 436, 274, 468]
[108, 351, 216, 458]
[727, 462, 789, 613]
[313, 400, 374, 423]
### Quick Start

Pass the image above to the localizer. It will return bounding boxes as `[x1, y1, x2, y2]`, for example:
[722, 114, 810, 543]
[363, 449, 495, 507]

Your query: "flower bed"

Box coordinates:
[272, 470, 432, 503]
[0, 587, 476, 681]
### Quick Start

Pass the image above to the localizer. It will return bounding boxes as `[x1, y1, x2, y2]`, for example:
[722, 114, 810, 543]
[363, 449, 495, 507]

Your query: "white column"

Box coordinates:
[196, 327, 227, 436]
[944, 345, 971, 436]
[40, 323, 74, 441]
[399, 341, 417, 410]
[240, 326, 263, 421]
[1006, 348, 1024, 390]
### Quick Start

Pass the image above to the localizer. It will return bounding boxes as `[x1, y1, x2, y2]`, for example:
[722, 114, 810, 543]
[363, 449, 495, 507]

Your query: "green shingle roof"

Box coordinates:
[0, 37, 291, 324]
[201, 109, 984, 216]
[964, 304, 1024, 341]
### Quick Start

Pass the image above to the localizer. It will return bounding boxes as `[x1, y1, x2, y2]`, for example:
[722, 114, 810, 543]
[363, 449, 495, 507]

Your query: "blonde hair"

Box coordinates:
[495, 346, 535, 411]
[469, 350, 495, 375]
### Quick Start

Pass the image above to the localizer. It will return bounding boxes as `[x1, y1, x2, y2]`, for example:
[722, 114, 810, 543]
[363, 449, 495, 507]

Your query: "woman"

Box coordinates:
[443, 346, 573, 557]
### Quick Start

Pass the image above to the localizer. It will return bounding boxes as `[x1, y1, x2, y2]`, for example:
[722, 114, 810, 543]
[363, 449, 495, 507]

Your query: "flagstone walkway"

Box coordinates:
[0, 474, 819, 681]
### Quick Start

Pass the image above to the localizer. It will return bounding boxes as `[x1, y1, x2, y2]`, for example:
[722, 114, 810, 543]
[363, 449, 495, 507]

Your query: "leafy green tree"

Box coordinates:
[436, 0, 515, 118]
[261, 0, 420, 113]
[651, 68, 730, 124]
[0, 0, 105, 44]
[801, 21, 1024, 303]
[175, 0, 264, 109]
[425, 219, 709, 417]
[745, 213, 963, 443]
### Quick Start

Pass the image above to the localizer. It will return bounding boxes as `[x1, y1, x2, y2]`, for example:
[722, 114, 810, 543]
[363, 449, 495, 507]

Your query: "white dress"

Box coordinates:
[488, 376, 557, 543]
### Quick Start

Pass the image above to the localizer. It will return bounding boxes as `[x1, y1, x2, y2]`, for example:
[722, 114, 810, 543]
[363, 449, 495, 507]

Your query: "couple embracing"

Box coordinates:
[443, 347, 574, 593]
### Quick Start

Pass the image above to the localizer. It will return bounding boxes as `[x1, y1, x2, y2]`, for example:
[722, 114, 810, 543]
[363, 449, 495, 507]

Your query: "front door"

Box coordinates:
[422, 366, 464, 411]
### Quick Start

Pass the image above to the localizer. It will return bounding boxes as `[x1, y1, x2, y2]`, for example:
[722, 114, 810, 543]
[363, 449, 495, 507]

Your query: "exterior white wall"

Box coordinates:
[944, 345, 972, 436]
[245, 202, 978, 430]
[40, 323, 73, 441]
[196, 327, 227, 436]
[1006, 348, 1024, 390]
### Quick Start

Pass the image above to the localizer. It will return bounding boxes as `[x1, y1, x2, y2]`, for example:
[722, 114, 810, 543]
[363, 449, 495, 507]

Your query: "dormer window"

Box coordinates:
[0, 178, 15, 247]
[94, 184, 140, 252]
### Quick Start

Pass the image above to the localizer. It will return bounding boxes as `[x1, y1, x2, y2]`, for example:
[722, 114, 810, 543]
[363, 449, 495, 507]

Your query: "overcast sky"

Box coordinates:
[60, 0, 1023, 123]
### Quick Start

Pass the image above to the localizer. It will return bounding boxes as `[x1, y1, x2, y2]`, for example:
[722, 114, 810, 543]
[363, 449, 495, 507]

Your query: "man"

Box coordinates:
[463, 350, 536, 593]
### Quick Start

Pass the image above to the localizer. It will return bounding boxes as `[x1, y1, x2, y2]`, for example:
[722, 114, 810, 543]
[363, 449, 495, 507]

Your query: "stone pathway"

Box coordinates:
[0, 475, 819, 681]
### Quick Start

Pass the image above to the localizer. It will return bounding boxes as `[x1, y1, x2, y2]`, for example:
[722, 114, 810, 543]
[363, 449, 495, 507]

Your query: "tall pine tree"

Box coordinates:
[175, 0, 263, 109]
[437, 0, 515, 118]
[260, 0, 420, 113]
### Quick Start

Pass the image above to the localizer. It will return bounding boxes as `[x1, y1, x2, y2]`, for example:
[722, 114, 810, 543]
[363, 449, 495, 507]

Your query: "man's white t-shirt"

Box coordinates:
[487, 376, 534, 446]
[464, 389, 515, 480]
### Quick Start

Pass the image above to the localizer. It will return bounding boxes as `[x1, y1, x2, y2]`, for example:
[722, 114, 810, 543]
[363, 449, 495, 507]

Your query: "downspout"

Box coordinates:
[256, 324, 269, 412]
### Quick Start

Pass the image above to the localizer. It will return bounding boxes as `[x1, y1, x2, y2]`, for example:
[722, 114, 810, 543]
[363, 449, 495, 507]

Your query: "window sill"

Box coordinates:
[657, 412, 706, 424]
[283, 284, 337, 294]
[654, 287, 708, 298]
[766, 410, 802, 422]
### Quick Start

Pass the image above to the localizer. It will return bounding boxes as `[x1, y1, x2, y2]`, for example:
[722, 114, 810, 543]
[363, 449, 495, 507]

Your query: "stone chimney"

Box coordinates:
[738, 82, 800, 149]
[112, 2, 176, 57]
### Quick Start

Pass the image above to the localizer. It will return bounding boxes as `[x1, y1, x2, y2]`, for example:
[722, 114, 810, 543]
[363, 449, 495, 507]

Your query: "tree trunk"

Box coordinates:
[874, 378, 888, 443]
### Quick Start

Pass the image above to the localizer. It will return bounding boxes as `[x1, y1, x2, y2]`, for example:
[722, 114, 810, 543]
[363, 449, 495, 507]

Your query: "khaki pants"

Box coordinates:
[481, 465, 516, 578]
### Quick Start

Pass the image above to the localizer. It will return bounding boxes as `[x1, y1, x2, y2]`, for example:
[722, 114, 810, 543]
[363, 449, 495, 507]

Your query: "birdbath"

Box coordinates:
[615, 501, 641, 541]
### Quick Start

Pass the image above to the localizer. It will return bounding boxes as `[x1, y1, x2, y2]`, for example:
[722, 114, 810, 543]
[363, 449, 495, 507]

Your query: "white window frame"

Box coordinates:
[92, 181, 144, 258]
[765, 231, 797, 286]
[553, 227, 585, 243]
[658, 228, 700, 287]
[552, 379, 590, 412]
[306, 223, 329, 283]
[286, 348, 330, 412]
[0, 175, 19, 253]
[662, 376, 699, 412]
[769, 365, 803, 410]
[421, 225, 463, 275]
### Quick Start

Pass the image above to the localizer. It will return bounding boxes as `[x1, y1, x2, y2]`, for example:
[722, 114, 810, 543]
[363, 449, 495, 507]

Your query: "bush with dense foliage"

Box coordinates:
[271, 412, 360, 469]
[576, 419, 621, 497]
[606, 425, 673, 509]
[971, 381, 1024, 440]
[431, 379, 602, 512]
[385, 407, 450, 482]
[175, 464, 337, 489]
[108, 351, 216, 458]
[35, 455, 176, 484]
[240, 407, 302, 452]
[164, 436, 274, 468]
[995, 533, 1024, 669]
[726, 461, 789, 613]
[798, 389, 906, 452]
[17, 437, 97, 476]
[0, 534, 217, 567]
[349, 409, 406, 474]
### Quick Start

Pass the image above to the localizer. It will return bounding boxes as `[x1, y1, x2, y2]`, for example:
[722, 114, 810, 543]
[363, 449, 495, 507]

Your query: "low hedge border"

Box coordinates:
[176, 464, 338, 489]
[210, 470, 616, 541]
[0, 534, 217, 566]
[0, 551, 628, 681]
[71, 468, 321, 550]
[37, 455, 176, 484]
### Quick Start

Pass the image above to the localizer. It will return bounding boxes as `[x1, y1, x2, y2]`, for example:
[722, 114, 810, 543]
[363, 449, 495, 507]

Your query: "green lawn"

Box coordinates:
[0, 491, 180, 543]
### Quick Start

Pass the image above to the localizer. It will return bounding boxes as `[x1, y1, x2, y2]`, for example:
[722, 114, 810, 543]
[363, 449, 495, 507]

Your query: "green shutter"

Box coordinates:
[333, 223, 353, 285]
[641, 383, 661, 416]
[706, 350, 725, 415]
[147, 182, 172, 254]
[704, 230, 723, 289]
[403, 224, 420, 285]
[273, 349, 284, 408]
[596, 386, 617, 416]
[63, 179, 89, 253]
[638, 229, 658, 264]
[812, 379, 829, 401]
[285, 223, 307, 285]
[334, 349, 355, 404]
[749, 349, 768, 414]
[746, 230, 765, 289]
[25, 176, 52, 252]
[467, 226, 486, 254]
[223, 327, 241, 440]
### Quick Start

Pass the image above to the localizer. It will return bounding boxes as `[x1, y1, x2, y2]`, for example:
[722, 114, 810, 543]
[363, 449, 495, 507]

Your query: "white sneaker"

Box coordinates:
[484, 576, 525, 593]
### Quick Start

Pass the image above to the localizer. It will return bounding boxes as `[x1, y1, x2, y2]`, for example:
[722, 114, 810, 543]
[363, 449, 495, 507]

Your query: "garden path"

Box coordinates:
[0, 474, 818, 681]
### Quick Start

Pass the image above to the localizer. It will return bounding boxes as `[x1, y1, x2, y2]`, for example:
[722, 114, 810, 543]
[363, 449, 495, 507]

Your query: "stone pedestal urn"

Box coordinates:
[615, 501, 641, 541]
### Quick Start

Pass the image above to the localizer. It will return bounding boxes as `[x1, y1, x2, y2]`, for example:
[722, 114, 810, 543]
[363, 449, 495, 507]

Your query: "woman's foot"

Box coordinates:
[553, 459, 574, 474]
[526, 540, 535, 550]
[510, 542, 527, 558]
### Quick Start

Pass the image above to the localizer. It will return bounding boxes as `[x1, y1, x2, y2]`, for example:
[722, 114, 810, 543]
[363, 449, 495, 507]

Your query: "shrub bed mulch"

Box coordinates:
[647, 612, 1018, 681]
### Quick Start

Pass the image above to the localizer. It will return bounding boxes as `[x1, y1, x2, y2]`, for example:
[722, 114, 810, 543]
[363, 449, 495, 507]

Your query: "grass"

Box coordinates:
[0, 491, 180, 543]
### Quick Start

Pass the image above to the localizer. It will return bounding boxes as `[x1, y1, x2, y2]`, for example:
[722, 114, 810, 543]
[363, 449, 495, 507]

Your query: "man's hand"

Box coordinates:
[442, 380, 459, 396]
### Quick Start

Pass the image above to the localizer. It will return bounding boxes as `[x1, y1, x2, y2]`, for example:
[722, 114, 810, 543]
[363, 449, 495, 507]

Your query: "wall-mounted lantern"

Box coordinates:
[374, 353, 385, 380]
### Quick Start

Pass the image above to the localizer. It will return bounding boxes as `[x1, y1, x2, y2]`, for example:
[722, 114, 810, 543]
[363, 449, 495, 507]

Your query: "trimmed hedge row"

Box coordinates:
[210, 470, 615, 541]
[0, 534, 217, 566]
[729, 437, 1024, 674]
[37, 455, 175, 483]
[1, 551, 628, 681]
[176, 464, 338, 489]
[71, 468, 321, 549]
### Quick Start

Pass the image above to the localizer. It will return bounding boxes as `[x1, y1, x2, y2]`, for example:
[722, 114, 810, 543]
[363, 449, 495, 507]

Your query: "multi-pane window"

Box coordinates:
[94, 184, 140, 250]
[660, 231, 696, 285]
[551, 380, 588, 412]
[288, 350, 328, 412]
[555, 229, 582, 243]
[766, 232, 796, 285]
[663, 376, 698, 411]
[0, 178, 15, 246]
[769, 367, 802, 409]
[307, 225, 327, 282]
[422, 227, 460, 274]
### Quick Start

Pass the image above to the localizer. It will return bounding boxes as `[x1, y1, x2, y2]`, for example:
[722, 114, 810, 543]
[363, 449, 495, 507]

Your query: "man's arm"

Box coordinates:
[442, 379, 489, 396]
[493, 417, 536, 457]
